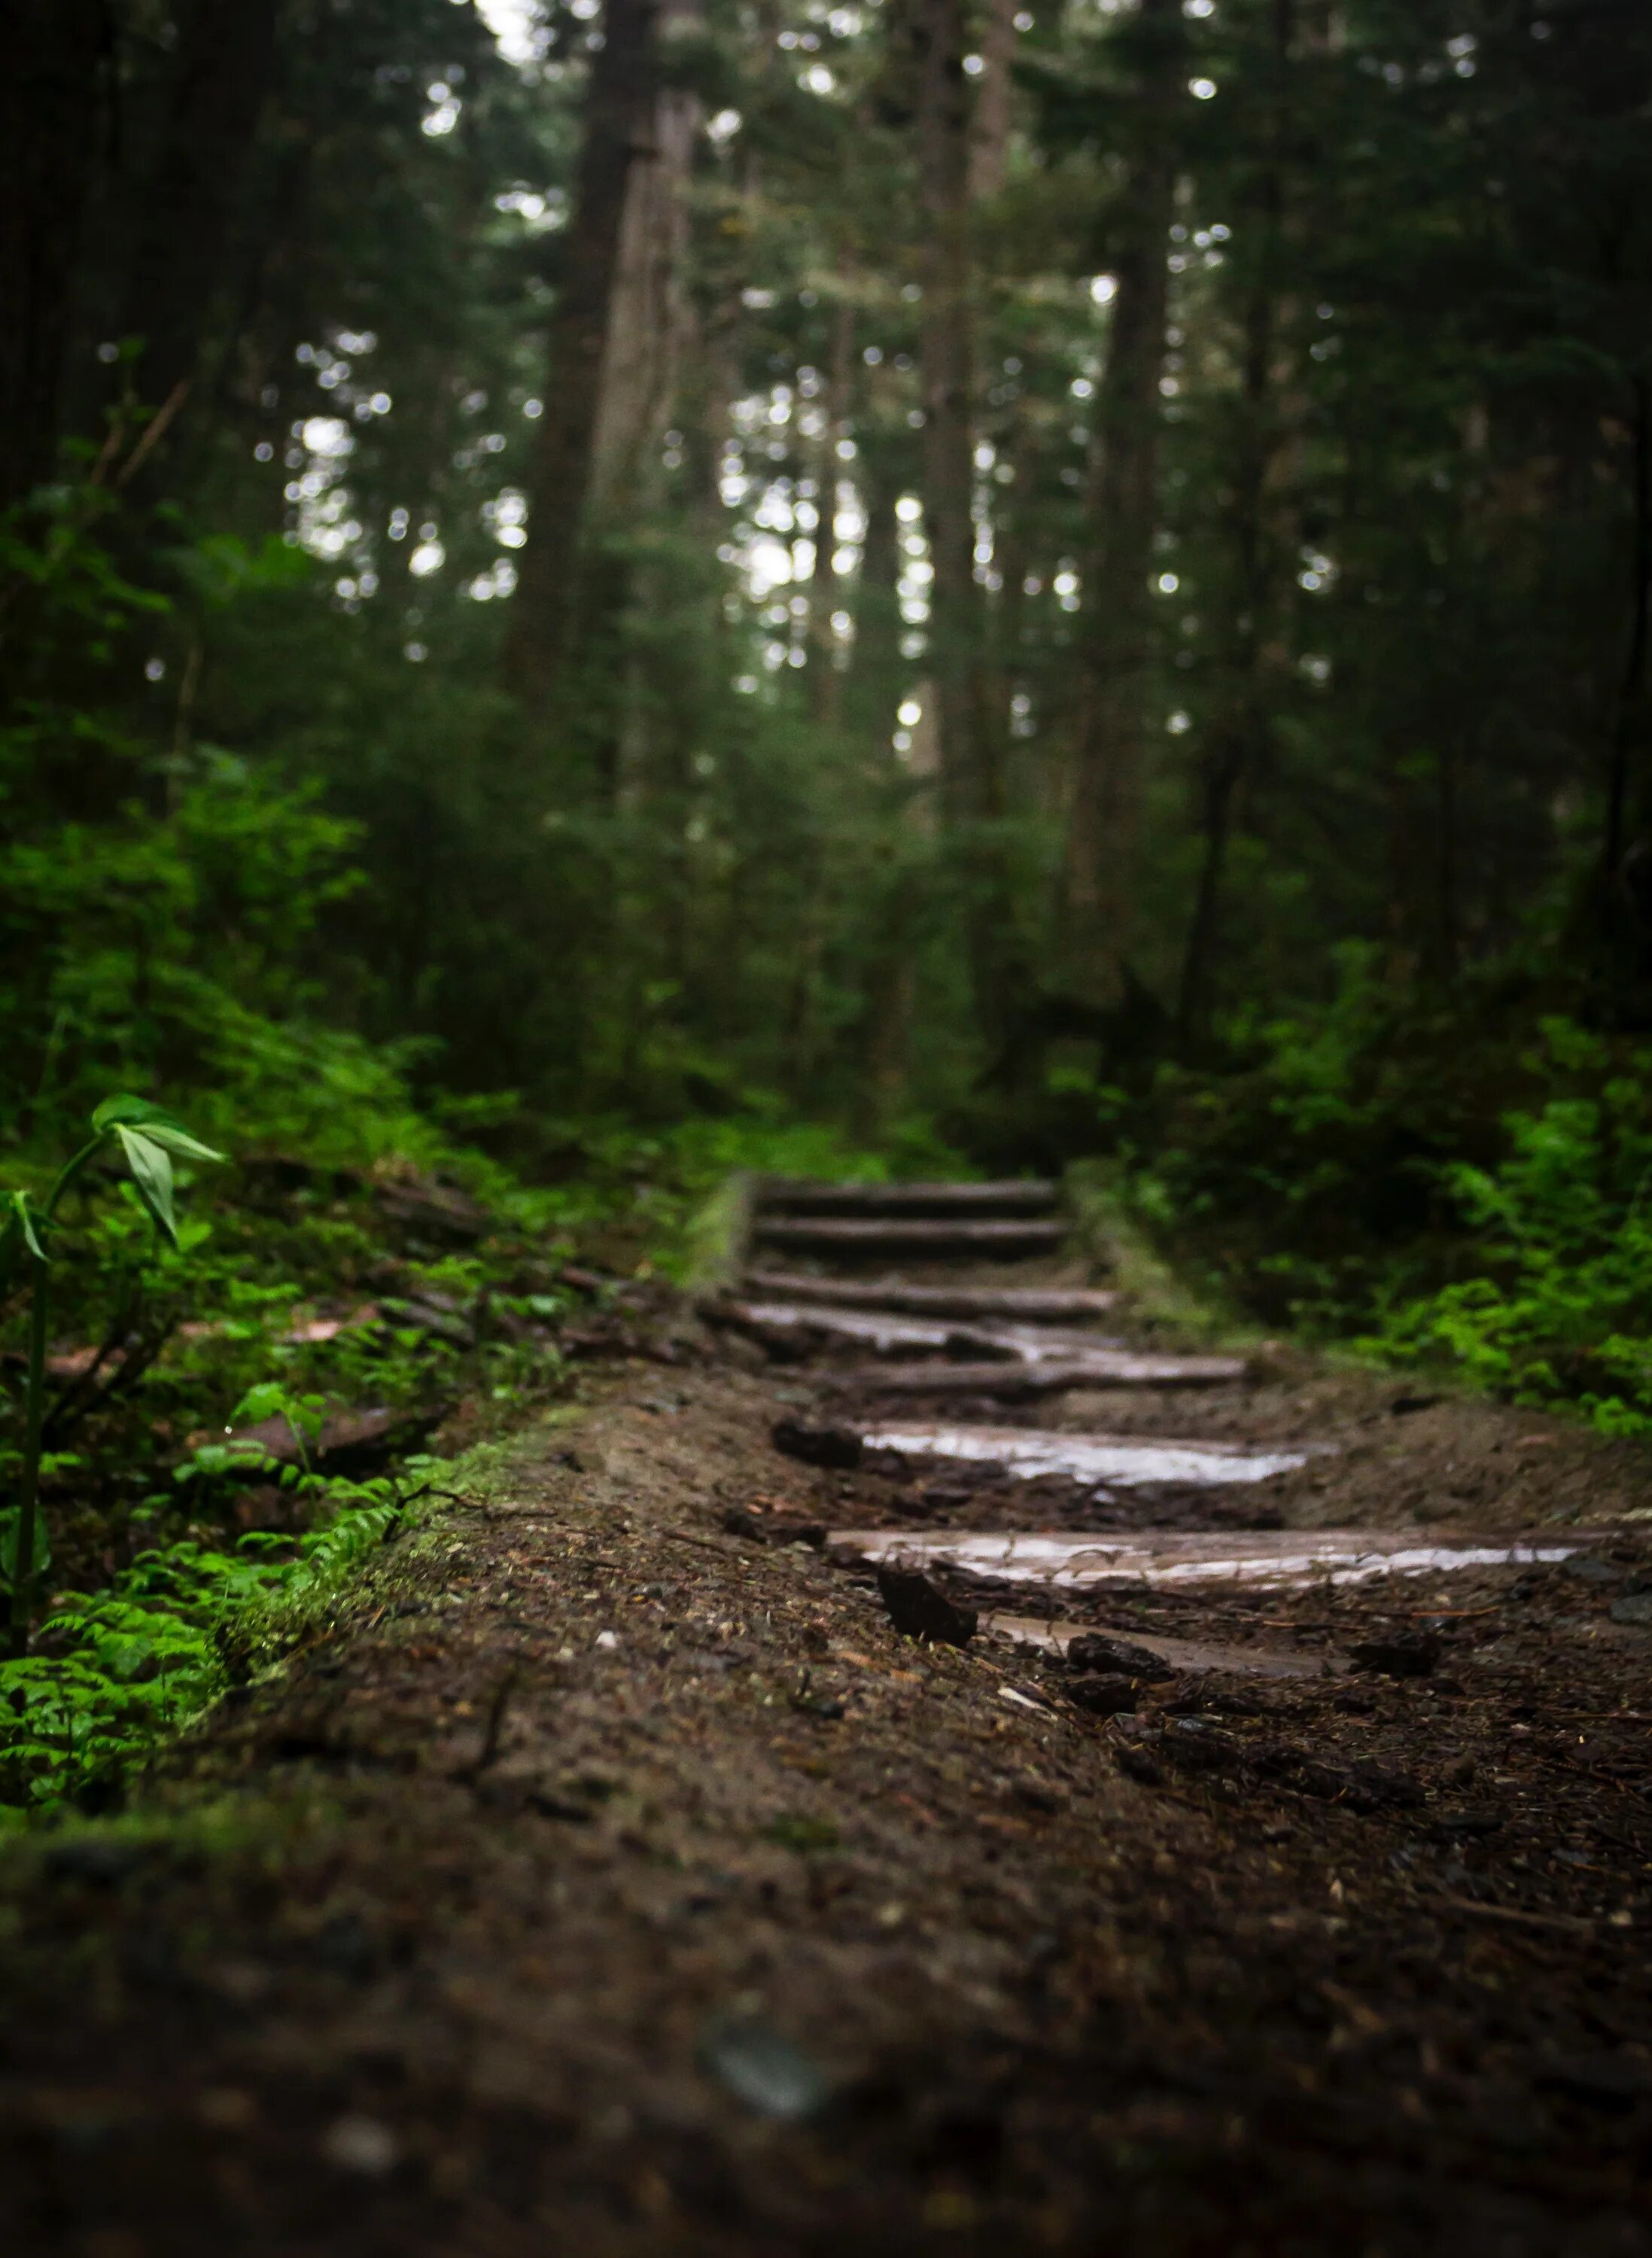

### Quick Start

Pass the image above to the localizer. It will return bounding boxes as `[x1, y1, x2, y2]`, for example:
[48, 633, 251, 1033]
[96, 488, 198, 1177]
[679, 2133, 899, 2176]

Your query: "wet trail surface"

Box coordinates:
[3, 1176, 1652, 2256]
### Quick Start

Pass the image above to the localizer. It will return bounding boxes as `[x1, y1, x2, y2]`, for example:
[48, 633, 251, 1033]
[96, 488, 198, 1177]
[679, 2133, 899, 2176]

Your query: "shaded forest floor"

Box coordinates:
[2, 1249, 1650, 2257]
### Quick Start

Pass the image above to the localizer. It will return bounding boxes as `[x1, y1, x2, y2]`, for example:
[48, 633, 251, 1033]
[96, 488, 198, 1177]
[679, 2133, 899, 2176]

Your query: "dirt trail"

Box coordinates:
[2, 1179, 1650, 2256]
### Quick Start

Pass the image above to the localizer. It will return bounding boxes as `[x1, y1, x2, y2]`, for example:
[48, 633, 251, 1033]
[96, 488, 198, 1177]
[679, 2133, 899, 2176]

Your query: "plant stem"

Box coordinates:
[47, 1136, 105, 1219]
[9, 1261, 50, 1657]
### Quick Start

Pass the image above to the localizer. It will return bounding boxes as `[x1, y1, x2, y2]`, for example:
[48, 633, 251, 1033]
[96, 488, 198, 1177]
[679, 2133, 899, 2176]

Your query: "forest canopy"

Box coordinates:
[4, 0, 1652, 1420]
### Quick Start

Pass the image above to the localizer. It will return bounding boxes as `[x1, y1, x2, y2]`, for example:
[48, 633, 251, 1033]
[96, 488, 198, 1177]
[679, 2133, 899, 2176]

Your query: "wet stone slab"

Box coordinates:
[859, 1423, 1325, 1488]
[741, 1271, 1123, 1322]
[712, 1298, 1127, 1363]
[756, 1178, 1059, 1216]
[827, 1526, 1588, 1592]
[825, 1352, 1249, 1396]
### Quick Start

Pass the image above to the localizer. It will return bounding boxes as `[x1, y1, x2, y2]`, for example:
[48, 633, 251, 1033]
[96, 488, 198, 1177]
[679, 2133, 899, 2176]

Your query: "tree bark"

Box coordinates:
[1175, 0, 1295, 1047]
[916, 0, 985, 828]
[116, 0, 284, 423]
[589, 0, 701, 515]
[968, 0, 1018, 200]
[1060, 0, 1179, 1004]
[1603, 371, 1650, 924]
[0, 2, 109, 511]
[504, 0, 665, 710]
[914, 0, 1030, 1057]
[806, 292, 855, 723]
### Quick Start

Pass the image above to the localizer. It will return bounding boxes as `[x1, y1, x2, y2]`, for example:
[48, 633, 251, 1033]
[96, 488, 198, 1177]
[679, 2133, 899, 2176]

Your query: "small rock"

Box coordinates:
[699, 2017, 832, 2120]
[1609, 1593, 1652, 1627]
[772, 1417, 863, 1469]
[1562, 1556, 1622, 1586]
[875, 1564, 977, 1646]
[722, 1506, 768, 1542]
[321, 2114, 400, 2176]
[1012, 1775, 1066, 1813]
[595, 1630, 619, 1651]
[1291, 1754, 1425, 1812]
[1428, 1808, 1504, 1840]
[1158, 1718, 1247, 1776]
[1066, 1673, 1136, 1718]
[1066, 1633, 1176, 1681]
[1349, 1630, 1441, 1679]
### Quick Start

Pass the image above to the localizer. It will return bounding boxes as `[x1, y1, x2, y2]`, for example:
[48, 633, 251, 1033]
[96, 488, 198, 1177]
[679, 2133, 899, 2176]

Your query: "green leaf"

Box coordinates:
[9, 1191, 45, 1264]
[130, 1121, 225, 1164]
[92, 1094, 224, 1163]
[112, 1126, 178, 1246]
[92, 1094, 169, 1132]
[232, 1380, 290, 1426]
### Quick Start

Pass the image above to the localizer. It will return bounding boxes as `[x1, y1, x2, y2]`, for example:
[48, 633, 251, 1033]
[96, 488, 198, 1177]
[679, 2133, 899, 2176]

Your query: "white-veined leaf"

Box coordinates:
[93, 1094, 224, 1164]
[113, 1125, 179, 1246]
[131, 1121, 224, 1163]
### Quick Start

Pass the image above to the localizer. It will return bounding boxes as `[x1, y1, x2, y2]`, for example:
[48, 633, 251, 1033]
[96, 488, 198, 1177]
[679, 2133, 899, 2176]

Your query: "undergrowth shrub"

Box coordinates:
[1111, 957, 1652, 1435]
[0, 1477, 411, 1819]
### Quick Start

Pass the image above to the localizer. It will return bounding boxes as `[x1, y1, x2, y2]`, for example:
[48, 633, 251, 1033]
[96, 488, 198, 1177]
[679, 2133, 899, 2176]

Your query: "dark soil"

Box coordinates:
[2, 1277, 1650, 2257]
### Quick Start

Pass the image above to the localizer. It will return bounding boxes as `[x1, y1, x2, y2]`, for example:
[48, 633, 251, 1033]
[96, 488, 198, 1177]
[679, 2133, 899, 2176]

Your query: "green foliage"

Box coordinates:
[1358, 1027, 1652, 1432]
[1118, 988, 1652, 1434]
[2, 1093, 224, 1654]
[0, 1489, 403, 1815]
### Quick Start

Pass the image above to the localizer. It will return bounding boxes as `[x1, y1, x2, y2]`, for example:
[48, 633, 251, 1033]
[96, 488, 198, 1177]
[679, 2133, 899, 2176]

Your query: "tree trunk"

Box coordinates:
[968, 0, 1018, 200]
[589, 0, 701, 515]
[916, 0, 984, 827]
[0, 2, 109, 511]
[1060, 0, 1179, 1005]
[504, 0, 665, 710]
[116, 0, 284, 423]
[806, 293, 855, 723]
[1175, 2, 1294, 1047]
[1603, 371, 1650, 924]
[915, 0, 1028, 1057]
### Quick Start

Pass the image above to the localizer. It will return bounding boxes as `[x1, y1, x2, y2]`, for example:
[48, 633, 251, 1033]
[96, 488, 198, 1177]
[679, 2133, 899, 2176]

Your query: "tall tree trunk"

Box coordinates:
[116, 0, 283, 424]
[806, 293, 855, 723]
[0, 2, 109, 512]
[969, 0, 1018, 200]
[846, 452, 905, 753]
[915, 0, 1027, 1057]
[1176, 0, 1295, 1047]
[1060, 0, 1179, 1005]
[916, 0, 983, 826]
[589, 0, 701, 515]
[504, 0, 665, 710]
[1603, 371, 1650, 926]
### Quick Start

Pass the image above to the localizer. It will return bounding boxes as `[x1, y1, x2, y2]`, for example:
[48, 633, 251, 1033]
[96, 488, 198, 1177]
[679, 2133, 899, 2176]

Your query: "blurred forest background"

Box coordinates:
[5, 0, 1652, 1455]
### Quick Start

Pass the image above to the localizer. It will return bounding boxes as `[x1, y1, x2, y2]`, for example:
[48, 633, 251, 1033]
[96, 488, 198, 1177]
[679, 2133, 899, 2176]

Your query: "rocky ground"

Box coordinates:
[2, 1194, 1649, 2257]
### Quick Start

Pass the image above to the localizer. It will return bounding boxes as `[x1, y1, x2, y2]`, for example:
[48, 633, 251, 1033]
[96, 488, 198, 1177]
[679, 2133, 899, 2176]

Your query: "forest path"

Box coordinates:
[2, 1179, 1651, 2256]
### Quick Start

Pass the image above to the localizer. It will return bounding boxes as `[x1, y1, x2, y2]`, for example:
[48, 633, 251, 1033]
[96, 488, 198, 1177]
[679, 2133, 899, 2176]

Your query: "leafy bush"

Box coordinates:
[1115, 979, 1652, 1434]
[0, 1486, 406, 1817]
[1359, 1025, 1652, 1432]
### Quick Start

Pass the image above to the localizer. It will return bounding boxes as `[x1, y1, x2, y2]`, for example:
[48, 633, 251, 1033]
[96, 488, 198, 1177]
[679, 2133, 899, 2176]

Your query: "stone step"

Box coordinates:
[821, 1351, 1248, 1397]
[742, 1271, 1120, 1322]
[856, 1423, 1324, 1487]
[828, 1526, 1588, 1593]
[706, 1297, 1124, 1365]
[750, 1217, 1066, 1260]
[757, 1178, 1058, 1218]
